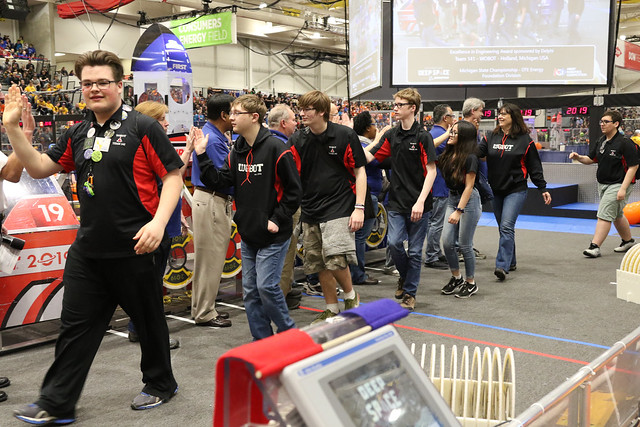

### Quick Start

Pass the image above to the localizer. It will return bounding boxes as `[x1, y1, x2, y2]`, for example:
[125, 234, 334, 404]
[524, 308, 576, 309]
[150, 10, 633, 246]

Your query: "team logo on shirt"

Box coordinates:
[409, 142, 417, 151]
[328, 145, 338, 155]
[609, 149, 617, 157]
[111, 134, 127, 146]
[493, 144, 514, 150]
[238, 163, 264, 174]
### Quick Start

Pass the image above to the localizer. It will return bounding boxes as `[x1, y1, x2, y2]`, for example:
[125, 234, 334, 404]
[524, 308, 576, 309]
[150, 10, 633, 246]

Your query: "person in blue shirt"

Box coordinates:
[268, 104, 303, 309]
[351, 111, 384, 286]
[190, 94, 234, 328]
[424, 104, 455, 270]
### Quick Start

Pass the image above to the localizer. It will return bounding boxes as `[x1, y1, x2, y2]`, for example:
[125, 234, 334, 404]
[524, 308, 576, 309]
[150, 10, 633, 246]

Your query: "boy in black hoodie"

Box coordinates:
[195, 94, 301, 341]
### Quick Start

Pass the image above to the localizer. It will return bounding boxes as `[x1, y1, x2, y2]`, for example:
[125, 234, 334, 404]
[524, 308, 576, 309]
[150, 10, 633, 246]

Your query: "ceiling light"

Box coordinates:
[259, 2, 267, 8]
[621, 35, 627, 40]
[311, 32, 321, 39]
[54, 52, 65, 57]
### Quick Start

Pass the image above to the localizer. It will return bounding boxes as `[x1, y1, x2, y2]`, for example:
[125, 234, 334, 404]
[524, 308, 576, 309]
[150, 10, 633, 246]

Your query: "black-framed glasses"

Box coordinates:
[301, 107, 316, 113]
[498, 111, 509, 116]
[394, 102, 411, 108]
[81, 80, 116, 90]
[599, 119, 613, 124]
[229, 111, 254, 117]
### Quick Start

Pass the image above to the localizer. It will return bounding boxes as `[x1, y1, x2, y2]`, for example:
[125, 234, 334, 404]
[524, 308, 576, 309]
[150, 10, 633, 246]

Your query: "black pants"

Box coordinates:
[36, 243, 177, 417]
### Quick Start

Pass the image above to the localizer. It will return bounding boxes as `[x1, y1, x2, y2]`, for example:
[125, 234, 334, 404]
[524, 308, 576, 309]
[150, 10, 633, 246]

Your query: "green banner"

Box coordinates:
[171, 11, 236, 49]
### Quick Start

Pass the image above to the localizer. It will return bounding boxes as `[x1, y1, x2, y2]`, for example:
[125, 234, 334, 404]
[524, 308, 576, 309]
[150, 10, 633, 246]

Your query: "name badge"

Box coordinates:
[93, 137, 111, 152]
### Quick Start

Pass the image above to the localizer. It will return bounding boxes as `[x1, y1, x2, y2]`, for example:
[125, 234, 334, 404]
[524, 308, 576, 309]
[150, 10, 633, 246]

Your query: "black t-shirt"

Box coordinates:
[289, 122, 367, 223]
[589, 132, 639, 185]
[47, 105, 183, 258]
[443, 154, 479, 193]
[370, 121, 437, 213]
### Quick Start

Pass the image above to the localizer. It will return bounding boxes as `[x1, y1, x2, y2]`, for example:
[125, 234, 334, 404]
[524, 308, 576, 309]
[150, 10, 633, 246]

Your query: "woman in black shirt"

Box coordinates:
[439, 120, 483, 298]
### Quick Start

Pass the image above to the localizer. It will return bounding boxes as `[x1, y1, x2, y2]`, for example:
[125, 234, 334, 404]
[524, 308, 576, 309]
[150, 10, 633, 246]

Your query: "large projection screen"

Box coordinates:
[349, 0, 383, 96]
[392, 0, 613, 86]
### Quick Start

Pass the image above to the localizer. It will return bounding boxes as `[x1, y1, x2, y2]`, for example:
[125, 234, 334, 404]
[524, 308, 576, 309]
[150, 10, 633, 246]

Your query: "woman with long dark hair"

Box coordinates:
[440, 120, 483, 298]
[478, 103, 551, 281]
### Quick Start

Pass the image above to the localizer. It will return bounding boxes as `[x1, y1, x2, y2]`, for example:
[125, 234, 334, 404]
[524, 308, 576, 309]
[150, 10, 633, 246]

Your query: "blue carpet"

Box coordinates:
[478, 212, 618, 235]
[553, 202, 599, 211]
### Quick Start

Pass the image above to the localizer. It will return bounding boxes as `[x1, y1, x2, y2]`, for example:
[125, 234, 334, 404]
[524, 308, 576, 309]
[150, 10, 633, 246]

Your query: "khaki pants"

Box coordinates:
[191, 188, 233, 323]
[278, 207, 301, 295]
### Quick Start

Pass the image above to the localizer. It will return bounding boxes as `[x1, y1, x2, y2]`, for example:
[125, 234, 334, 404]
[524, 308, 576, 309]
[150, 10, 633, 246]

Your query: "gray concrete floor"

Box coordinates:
[0, 224, 639, 426]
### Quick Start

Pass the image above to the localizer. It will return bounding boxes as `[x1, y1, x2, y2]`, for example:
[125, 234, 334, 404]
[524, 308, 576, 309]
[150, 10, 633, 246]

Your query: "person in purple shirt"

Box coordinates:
[424, 104, 456, 270]
[190, 94, 234, 328]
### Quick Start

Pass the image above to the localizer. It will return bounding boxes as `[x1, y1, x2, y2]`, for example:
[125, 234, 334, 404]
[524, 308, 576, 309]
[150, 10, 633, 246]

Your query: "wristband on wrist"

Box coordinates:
[455, 207, 464, 213]
[354, 204, 365, 210]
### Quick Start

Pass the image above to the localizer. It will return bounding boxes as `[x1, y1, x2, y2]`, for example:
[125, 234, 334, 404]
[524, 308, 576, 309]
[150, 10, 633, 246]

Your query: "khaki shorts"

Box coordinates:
[597, 183, 632, 222]
[301, 219, 356, 274]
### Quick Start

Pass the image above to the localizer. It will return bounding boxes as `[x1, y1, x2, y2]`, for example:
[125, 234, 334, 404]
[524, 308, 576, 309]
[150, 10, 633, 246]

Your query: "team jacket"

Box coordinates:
[478, 131, 547, 196]
[197, 126, 301, 248]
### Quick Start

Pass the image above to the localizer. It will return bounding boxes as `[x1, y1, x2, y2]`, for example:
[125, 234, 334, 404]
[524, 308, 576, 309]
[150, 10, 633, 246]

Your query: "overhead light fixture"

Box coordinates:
[55, 52, 65, 57]
[621, 35, 627, 40]
[311, 32, 321, 39]
[259, 2, 267, 8]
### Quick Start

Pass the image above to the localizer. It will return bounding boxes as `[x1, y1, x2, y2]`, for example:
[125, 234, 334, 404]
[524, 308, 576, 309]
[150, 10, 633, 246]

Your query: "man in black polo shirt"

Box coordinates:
[570, 110, 639, 258]
[289, 90, 366, 324]
[365, 88, 437, 311]
[7, 50, 182, 425]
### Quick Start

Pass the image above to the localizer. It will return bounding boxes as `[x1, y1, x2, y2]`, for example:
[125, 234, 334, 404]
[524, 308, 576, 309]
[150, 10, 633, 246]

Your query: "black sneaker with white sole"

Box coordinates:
[131, 386, 178, 410]
[441, 276, 464, 295]
[455, 282, 478, 298]
[583, 243, 601, 258]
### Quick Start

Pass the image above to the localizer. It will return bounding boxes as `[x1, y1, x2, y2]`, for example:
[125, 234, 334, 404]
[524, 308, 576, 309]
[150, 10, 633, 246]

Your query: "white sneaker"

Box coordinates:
[614, 239, 636, 253]
[583, 244, 601, 258]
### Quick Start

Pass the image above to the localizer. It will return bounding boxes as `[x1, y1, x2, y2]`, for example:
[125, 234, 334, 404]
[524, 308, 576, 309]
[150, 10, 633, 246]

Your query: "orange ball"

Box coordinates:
[535, 142, 542, 150]
[624, 201, 640, 225]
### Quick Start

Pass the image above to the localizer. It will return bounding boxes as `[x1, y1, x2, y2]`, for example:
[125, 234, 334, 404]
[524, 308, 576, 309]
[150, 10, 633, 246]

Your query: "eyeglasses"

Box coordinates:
[393, 102, 411, 108]
[599, 119, 613, 124]
[300, 108, 316, 113]
[498, 112, 509, 116]
[445, 114, 455, 118]
[229, 111, 254, 117]
[81, 80, 116, 90]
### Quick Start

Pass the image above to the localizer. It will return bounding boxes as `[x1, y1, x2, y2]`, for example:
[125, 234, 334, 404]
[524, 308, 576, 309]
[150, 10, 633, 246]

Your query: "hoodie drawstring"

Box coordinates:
[241, 149, 253, 185]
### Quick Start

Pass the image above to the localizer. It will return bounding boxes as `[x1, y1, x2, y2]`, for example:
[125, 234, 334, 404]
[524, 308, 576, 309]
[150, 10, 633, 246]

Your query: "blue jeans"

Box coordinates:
[492, 190, 527, 271]
[442, 189, 482, 278]
[351, 195, 379, 283]
[387, 210, 429, 297]
[424, 196, 447, 263]
[240, 239, 295, 340]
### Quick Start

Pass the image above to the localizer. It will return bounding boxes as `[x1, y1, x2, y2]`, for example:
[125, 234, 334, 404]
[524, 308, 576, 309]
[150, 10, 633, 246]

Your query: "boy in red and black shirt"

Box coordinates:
[289, 90, 367, 324]
[365, 88, 437, 311]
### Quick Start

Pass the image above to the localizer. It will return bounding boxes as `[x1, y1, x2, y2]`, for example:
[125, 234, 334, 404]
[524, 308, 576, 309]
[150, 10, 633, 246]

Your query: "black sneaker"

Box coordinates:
[441, 276, 464, 295]
[614, 239, 636, 253]
[455, 282, 478, 298]
[285, 288, 302, 310]
[395, 277, 405, 299]
[494, 268, 507, 281]
[14, 403, 76, 425]
[425, 260, 449, 270]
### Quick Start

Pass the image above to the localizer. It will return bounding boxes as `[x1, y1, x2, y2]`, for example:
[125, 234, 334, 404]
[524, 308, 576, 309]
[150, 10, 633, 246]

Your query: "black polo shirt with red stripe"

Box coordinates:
[370, 121, 436, 213]
[46, 104, 183, 258]
[289, 121, 366, 223]
[589, 132, 639, 185]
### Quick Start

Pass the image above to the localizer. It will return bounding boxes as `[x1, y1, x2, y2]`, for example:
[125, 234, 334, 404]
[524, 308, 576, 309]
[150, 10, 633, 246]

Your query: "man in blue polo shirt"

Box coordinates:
[424, 104, 455, 270]
[190, 94, 234, 328]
